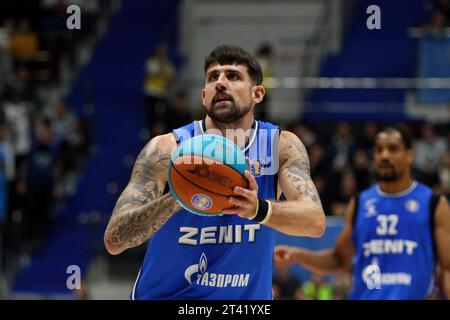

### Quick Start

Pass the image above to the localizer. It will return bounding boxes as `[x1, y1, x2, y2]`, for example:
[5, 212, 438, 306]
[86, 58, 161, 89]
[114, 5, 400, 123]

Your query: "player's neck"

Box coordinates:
[378, 175, 414, 194]
[204, 115, 254, 147]
[205, 115, 254, 132]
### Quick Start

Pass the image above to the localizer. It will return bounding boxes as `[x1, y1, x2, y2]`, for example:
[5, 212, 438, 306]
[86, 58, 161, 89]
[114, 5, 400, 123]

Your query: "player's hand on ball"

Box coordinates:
[222, 170, 258, 219]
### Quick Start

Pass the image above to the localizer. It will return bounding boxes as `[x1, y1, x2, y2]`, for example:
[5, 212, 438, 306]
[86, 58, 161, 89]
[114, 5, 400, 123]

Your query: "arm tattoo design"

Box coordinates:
[105, 142, 181, 251]
[282, 138, 322, 206]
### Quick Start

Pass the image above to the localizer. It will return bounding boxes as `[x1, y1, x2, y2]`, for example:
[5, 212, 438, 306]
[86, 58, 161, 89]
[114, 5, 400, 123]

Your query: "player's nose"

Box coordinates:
[379, 148, 390, 159]
[215, 73, 228, 89]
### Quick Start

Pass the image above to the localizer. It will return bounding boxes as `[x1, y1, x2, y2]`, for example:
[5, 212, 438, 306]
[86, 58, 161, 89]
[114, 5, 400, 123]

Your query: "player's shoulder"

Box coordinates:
[279, 130, 298, 141]
[278, 130, 306, 154]
[144, 133, 177, 154]
[357, 184, 378, 200]
[414, 181, 433, 194]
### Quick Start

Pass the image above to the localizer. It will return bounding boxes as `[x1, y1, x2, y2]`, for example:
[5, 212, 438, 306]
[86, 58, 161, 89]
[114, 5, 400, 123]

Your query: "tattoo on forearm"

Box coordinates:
[282, 138, 322, 206]
[105, 141, 181, 251]
[106, 193, 180, 250]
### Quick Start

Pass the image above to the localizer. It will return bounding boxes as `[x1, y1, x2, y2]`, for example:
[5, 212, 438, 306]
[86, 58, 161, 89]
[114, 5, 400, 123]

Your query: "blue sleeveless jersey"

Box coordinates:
[132, 120, 280, 300]
[349, 182, 436, 300]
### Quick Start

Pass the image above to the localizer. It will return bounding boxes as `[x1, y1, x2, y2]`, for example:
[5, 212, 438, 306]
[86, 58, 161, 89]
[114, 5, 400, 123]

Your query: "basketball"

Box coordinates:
[167, 134, 249, 216]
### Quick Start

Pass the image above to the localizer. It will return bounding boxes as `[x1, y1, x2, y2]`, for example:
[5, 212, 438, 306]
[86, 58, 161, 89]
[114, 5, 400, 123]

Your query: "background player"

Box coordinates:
[274, 127, 450, 299]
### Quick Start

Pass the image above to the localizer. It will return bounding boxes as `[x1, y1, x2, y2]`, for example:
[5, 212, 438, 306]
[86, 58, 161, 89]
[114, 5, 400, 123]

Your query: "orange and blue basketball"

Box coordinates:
[167, 134, 249, 216]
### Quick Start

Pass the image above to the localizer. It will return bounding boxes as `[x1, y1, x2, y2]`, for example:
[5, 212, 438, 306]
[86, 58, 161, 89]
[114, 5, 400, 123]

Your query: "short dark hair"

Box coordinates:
[204, 45, 263, 85]
[378, 126, 413, 150]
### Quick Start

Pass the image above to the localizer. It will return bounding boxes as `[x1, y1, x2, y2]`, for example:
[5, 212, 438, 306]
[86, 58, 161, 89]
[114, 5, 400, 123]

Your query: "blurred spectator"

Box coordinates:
[0, 124, 15, 224]
[438, 151, 450, 196]
[3, 91, 34, 174]
[357, 121, 378, 157]
[75, 279, 91, 300]
[49, 101, 79, 146]
[143, 45, 176, 129]
[150, 119, 168, 139]
[327, 122, 356, 174]
[4, 65, 38, 106]
[413, 124, 447, 187]
[0, 124, 12, 273]
[23, 118, 57, 243]
[294, 286, 305, 300]
[309, 144, 327, 177]
[255, 43, 274, 122]
[352, 150, 372, 191]
[289, 122, 317, 150]
[9, 18, 39, 66]
[272, 283, 281, 300]
[428, 265, 450, 299]
[437, 0, 450, 19]
[331, 172, 357, 216]
[0, 19, 14, 97]
[424, 9, 448, 36]
[312, 175, 332, 215]
[0, 0, 110, 286]
[272, 267, 300, 300]
[47, 101, 82, 175]
[166, 91, 192, 130]
[300, 273, 333, 300]
[444, 270, 450, 299]
[77, 116, 92, 160]
[330, 274, 352, 300]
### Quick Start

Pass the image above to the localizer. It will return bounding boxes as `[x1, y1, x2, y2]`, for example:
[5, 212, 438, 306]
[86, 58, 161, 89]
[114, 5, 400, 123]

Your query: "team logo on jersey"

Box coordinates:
[363, 198, 378, 218]
[405, 199, 420, 213]
[184, 253, 207, 285]
[362, 261, 381, 290]
[250, 159, 265, 177]
[184, 253, 250, 288]
[191, 194, 212, 210]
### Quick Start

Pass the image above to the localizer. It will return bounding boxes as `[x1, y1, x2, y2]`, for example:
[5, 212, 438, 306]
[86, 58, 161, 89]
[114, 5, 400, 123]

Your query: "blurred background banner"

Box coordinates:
[418, 35, 450, 103]
[0, 0, 449, 300]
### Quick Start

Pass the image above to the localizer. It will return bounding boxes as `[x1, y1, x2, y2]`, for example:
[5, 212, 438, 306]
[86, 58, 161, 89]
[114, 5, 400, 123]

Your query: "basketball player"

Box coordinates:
[104, 45, 326, 299]
[274, 127, 450, 299]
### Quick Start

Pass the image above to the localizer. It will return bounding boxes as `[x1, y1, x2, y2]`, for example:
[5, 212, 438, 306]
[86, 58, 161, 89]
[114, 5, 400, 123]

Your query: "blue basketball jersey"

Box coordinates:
[132, 120, 280, 300]
[349, 182, 436, 300]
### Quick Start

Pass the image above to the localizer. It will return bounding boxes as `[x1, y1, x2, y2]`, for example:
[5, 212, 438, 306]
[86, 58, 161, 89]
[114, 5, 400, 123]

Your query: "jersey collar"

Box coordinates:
[375, 181, 418, 198]
[199, 119, 258, 153]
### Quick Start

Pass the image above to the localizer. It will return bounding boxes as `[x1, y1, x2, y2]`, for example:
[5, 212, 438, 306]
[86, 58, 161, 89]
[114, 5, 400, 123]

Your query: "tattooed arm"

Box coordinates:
[268, 130, 325, 237]
[225, 130, 325, 236]
[104, 133, 181, 255]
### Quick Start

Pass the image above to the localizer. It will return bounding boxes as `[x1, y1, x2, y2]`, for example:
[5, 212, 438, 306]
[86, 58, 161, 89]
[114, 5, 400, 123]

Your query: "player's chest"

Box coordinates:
[357, 196, 428, 238]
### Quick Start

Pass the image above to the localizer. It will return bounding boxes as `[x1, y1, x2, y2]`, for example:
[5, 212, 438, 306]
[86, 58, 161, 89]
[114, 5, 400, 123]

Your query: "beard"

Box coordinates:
[205, 92, 252, 124]
[373, 166, 399, 182]
[206, 102, 250, 123]
[374, 171, 398, 182]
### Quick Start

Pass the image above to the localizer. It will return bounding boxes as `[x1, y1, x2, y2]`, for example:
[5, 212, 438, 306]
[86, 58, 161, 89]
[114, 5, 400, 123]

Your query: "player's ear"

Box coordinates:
[253, 85, 265, 104]
[201, 89, 206, 106]
[406, 148, 414, 165]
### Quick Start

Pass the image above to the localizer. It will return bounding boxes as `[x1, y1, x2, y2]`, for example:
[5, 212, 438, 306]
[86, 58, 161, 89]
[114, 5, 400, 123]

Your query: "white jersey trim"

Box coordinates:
[198, 119, 259, 153]
[375, 181, 418, 198]
[131, 267, 142, 300]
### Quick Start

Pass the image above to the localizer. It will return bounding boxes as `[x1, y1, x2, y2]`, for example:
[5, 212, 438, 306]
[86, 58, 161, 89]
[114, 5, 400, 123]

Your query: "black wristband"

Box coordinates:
[252, 199, 269, 223]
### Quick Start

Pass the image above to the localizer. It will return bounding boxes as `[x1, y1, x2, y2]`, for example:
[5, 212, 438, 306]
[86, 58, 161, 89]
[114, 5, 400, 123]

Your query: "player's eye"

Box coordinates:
[227, 72, 239, 80]
[389, 145, 399, 152]
[208, 73, 219, 82]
